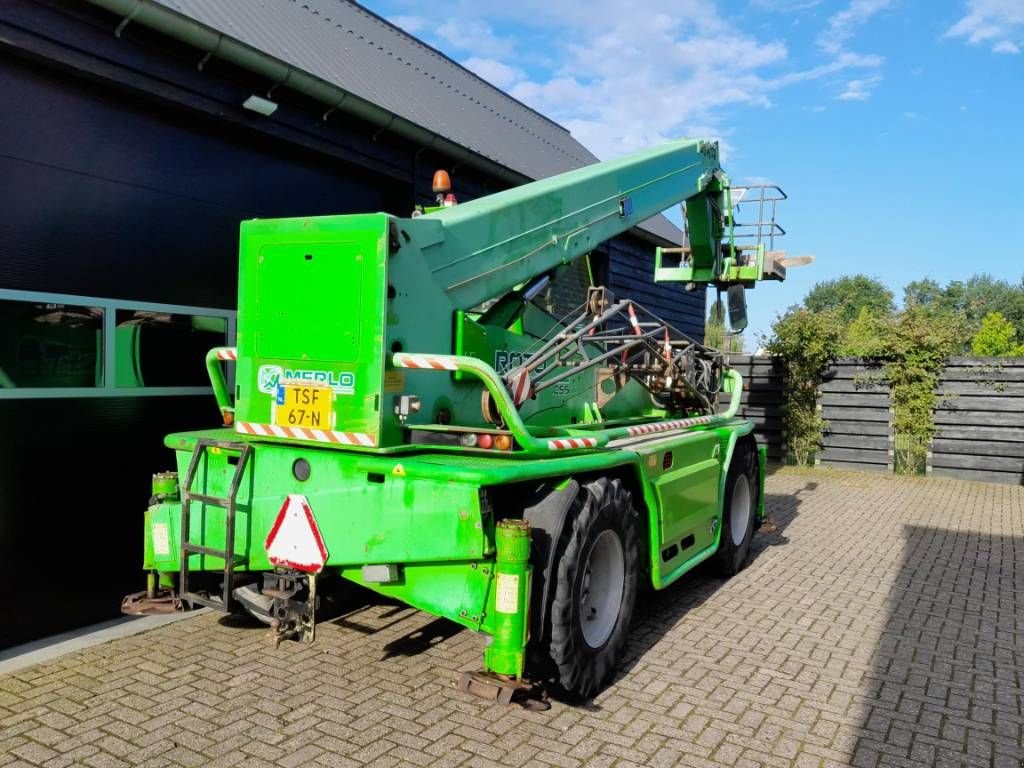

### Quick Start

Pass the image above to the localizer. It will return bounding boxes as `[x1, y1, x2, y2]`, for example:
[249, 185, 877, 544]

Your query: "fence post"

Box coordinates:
[887, 406, 894, 473]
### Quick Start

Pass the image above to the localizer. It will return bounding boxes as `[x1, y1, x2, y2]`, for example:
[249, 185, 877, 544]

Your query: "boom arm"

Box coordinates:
[413, 139, 725, 310]
[230, 138, 796, 451]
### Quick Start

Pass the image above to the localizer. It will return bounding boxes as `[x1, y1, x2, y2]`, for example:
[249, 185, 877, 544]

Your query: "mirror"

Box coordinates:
[726, 284, 748, 332]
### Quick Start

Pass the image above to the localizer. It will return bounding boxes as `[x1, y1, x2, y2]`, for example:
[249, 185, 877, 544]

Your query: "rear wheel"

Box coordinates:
[546, 478, 639, 699]
[715, 443, 757, 577]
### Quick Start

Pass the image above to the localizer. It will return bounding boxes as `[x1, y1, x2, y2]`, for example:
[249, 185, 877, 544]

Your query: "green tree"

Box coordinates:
[971, 311, 1024, 356]
[767, 277, 973, 476]
[803, 275, 895, 323]
[840, 306, 892, 358]
[962, 275, 1024, 333]
[903, 278, 948, 310]
[905, 274, 1024, 347]
[887, 305, 966, 473]
[766, 308, 843, 465]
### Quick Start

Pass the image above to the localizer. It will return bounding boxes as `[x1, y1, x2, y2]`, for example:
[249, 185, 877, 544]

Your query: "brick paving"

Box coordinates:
[1, 468, 1022, 767]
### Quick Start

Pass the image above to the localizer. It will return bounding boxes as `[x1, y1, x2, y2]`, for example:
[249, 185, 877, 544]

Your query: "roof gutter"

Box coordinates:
[83, 0, 529, 186]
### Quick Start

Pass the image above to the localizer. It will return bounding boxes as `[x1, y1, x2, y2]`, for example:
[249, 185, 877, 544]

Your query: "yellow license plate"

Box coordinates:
[275, 385, 333, 429]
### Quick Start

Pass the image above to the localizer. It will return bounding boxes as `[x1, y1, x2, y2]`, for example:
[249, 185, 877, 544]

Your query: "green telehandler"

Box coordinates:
[124, 138, 804, 703]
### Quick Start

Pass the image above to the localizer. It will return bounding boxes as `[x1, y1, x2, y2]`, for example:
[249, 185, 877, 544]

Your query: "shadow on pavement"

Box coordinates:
[611, 479, 816, 699]
[219, 476, 820, 710]
[850, 524, 1023, 767]
[380, 616, 464, 659]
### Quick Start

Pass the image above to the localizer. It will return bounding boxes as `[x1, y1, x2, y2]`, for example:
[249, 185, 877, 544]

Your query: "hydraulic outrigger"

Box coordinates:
[124, 138, 805, 703]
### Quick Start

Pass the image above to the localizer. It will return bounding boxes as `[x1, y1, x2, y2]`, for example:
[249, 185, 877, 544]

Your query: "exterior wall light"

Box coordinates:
[242, 95, 278, 116]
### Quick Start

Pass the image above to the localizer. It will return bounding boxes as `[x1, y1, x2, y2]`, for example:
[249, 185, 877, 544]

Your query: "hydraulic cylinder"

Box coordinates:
[484, 519, 532, 678]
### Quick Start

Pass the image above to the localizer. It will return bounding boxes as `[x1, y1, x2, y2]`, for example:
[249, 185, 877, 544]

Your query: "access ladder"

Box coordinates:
[179, 438, 252, 610]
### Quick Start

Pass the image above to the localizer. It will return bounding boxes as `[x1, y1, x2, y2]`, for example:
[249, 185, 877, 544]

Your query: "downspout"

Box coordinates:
[83, 0, 528, 187]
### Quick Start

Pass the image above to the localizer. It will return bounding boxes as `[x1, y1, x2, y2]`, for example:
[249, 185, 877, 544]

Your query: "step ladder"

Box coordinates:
[179, 438, 253, 611]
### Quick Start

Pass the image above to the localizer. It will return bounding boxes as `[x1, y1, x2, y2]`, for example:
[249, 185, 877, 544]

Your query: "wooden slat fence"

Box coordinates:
[930, 357, 1024, 484]
[728, 354, 784, 461]
[818, 359, 892, 472]
[726, 355, 1024, 484]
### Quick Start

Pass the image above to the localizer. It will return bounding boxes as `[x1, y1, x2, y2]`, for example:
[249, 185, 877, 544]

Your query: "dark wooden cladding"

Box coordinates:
[729, 355, 1024, 484]
[825, 420, 890, 436]
[820, 392, 889, 408]
[818, 360, 891, 471]
[727, 356, 893, 469]
[931, 466, 1024, 484]
[930, 358, 1024, 484]
[937, 396, 1022, 413]
[607, 238, 706, 339]
[931, 438, 1024, 458]
[729, 355, 784, 460]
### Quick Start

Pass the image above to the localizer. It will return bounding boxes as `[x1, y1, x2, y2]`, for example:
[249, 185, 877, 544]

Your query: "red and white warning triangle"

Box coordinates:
[264, 494, 329, 573]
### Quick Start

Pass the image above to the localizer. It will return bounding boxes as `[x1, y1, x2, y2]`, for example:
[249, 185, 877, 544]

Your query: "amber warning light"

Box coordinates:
[432, 169, 451, 194]
[432, 170, 456, 206]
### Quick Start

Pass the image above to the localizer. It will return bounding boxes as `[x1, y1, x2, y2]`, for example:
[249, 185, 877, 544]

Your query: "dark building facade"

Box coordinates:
[0, 0, 705, 648]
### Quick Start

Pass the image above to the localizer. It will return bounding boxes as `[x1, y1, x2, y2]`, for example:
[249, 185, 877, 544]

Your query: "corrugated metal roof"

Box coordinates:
[150, 0, 682, 243]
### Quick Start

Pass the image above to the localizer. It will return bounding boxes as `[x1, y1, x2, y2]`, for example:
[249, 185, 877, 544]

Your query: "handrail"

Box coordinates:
[391, 353, 743, 455]
[206, 347, 237, 425]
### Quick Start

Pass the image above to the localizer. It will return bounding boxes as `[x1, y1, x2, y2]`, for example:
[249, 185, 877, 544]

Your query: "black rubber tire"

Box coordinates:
[715, 443, 758, 577]
[546, 477, 640, 699]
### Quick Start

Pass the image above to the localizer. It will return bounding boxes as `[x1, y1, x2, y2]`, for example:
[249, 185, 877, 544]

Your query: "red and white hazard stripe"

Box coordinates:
[236, 421, 375, 447]
[393, 353, 458, 371]
[547, 437, 599, 451]
[507, 367, 533, 406]
[627, 303, 642, 336]
[215, 348, 238, 361]
[625, 415, 714, 438]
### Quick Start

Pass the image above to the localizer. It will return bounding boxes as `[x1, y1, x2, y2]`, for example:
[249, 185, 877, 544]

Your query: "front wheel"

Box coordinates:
[546, 477, 639, 699]
[715, 443, 758, 577]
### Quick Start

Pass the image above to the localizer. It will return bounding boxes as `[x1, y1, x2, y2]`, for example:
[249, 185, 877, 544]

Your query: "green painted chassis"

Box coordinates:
[145, 417, 766, 678]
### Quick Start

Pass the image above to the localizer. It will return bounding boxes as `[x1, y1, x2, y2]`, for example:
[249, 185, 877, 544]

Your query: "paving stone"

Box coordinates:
[1, 469, 1020, 767]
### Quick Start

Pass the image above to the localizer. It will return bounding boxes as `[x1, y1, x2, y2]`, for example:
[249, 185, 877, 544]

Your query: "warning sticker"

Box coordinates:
[151, 523, 171, 557]
[384, 370, 405, 391]
[495, 573, 520, 614]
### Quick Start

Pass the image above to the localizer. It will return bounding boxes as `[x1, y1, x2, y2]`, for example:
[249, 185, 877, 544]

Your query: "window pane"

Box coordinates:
[115, 311, 227, 387]
[0, 299, 103, 388]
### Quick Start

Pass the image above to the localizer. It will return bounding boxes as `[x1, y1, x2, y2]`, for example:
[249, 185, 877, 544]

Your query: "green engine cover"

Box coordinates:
[234, 215, 389, 446]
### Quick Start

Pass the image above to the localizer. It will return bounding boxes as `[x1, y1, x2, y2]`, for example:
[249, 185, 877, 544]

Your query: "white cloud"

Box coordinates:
[817, 0, 893, 54]
[387, 14, 426, 34]
[751, 0, 822, 11]
[808, 1, 890, 101]
[377, 0, 886, 159]
[837, 74, 882, 101]
[461, 57, 525, 89]
[946, 0, 1024, 54]
[435, 18, 516, 58]
[772, 50, 882, 87]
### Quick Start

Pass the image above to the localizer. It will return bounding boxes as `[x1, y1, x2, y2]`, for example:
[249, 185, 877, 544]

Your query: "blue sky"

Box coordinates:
[367, 0, 1023, 346]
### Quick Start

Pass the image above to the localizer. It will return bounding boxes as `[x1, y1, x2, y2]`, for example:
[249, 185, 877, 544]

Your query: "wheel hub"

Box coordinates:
[579, 529, 625, 648]
[730, 473, 752, 546]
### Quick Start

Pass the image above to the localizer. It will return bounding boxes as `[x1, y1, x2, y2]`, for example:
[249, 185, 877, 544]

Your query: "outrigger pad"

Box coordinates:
[121, 589, 184, 615]
[456, 671, 550, 711]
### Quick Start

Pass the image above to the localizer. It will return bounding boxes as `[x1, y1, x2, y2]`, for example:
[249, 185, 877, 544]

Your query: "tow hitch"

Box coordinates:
[235, 570, 318, 647]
